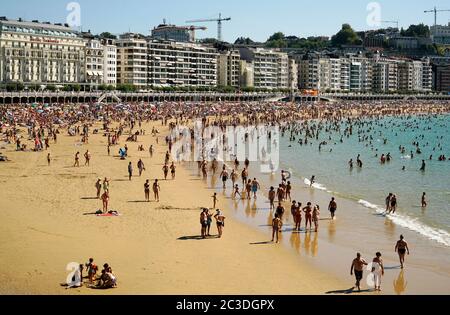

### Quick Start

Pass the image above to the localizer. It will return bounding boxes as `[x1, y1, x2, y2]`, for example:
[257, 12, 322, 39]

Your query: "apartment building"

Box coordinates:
[116, 33, 148, 87]
[217, 49, 240, 88]
[148, 40, 217, 87]
[288, 58, 298, 91]
[0, 17, 85, 84]
[239, 47, 289, 90]
[102, 38, 117, 86]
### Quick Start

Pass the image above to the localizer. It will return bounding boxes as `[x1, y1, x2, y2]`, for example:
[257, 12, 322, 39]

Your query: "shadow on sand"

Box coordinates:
[81, 197, 98, 200]
[326, 287, 374, 294]
[177, 235, 219, 241]
[249, 241, 273, 245]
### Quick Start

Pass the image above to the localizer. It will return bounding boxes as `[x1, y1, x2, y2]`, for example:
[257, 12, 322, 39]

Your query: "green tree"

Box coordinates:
[99, 32, 117, 40]
[234, 37, 255, 45]
[400, 24, 430, 37]
[331, 24, 362, 47]
[266, 32, 288, 48]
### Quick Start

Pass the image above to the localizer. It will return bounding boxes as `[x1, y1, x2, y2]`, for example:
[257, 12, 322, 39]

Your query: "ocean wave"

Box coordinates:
[401, 155, 411, 159]
[358, 200, 450, 247]
[304, 178, 328, 191]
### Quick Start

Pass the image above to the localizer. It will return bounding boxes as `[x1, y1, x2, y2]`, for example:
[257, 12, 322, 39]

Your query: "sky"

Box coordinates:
[2, 0, 450, 42]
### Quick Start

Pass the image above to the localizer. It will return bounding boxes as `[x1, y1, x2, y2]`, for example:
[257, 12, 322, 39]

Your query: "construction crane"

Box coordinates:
[381, 20, 399, 30]
[186, 13, 231, 42]
[424, 7, 450, 27]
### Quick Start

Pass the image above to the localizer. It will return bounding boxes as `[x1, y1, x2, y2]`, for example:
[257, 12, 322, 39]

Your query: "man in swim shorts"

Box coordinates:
[350, 253, 368, 292]
[395, 235, 410, 269]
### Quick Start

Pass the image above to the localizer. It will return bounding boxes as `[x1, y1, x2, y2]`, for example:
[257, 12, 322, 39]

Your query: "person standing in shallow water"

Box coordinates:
[328, 197, 337, 220]
[421, 192, 427, 208]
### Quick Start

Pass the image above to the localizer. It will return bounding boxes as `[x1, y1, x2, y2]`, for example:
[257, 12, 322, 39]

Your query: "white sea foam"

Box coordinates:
[304, 178, 328, 191]
[401, 155, 411, 159]
[358, 200, 450, 247]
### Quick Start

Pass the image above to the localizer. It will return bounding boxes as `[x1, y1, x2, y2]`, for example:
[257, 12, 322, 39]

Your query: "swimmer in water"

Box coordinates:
[310, 176, 315, 187]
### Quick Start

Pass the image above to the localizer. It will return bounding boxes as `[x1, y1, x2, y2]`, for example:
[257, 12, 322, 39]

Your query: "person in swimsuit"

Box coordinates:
[294, 202, 302, 231]
[390, 194, 397, 214]
[395, 235, 410, 269]
[268, 187, 276, 211]
[103, 177, 109, 193]
[276, 202, 285, 221]
[312, 205, 320, 232]
[310, 176, 315, 187]
[245, 179, 252, 200]
[421, 192, 427, 208]
[303, 202, 313, 231]
[272, 213, 282, 243]
[372, 252, 384, 291]
[128, 162, 133, 181]
[74, 151, 80, 167]
[144, 180, 150, 202]
[291, 201, 298, 225]
[328, 197, 337, 220]
[101, 191, 109, 213]
[170, 162, 176, 179]
[95, 178, 102, 199]
[251, 178, 260, 199]
[212, 193, 218, 209]
[219, 168, 228, 189]
[232, 184, 241, 199]
[230, 169, 238, 188]
[206, 209, 213, 237]
[285, 181, 292, 202]
[200, 209, 208, 239]
[84, 150, 91, 166]
[385, 193, 392, 213]
[241, 168, 248, 186]
[350, 253, 368, 292]
[153, 179, 160, 202]
[137, 159, 145, 176]
[162, 164, 169, 180]
[47, 153, 51, 166]
[214, 210, 226, 238]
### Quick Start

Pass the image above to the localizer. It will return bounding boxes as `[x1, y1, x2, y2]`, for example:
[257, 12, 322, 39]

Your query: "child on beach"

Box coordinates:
[212, 193, 218, 209]
[85, 258, 98, 284]
[233, 184, 241, 199]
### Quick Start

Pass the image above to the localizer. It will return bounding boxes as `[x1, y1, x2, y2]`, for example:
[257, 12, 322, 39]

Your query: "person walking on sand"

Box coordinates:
[84, 150, 91, 166]
[328, 197, 337, 220]
[212, 193, 218, 209]
[101, 191, 109, 213]
[245, 179, 252, 200]
[303, 202, 313, 231]
[268, 187, 276, 211]
[395, 235, 410, 269]
[128, 162, 133, 181]
[137, 159, 145, 176]
[144, 180, 150, 202]
[214, 210, 226, 238]
[233, 184, 241, 200]
[220, 167, 229, 189]
[272, 213, 282, 243]
[372, 252, 385, 292]
[312, 205, 320, 232]
[421, 192, 427, 208]
[251, 178, 261, 199]
[285, 181, 292, 202]
[95, 178, 102, 199]
[74, 151, 80, 167]
[153, 179, 160, 202]
[170, 162, 176, 179]
[276, 202, 285, 222]
[86, 258, 98, 284]
[47, 153, 51, 166]
[162, 163, 169, 180]
[350, 253, 368, 292]
[230, 169, 238, 188]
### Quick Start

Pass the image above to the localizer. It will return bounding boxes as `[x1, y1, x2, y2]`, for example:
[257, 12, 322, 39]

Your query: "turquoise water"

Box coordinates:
[279, 114, 450, 246]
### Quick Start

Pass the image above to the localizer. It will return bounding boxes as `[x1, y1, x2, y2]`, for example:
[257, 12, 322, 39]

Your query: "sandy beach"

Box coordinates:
[0, 119, 348, 295]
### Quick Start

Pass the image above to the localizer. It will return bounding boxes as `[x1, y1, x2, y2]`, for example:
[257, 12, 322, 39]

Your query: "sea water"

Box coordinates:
[278, 114, 450, 247]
